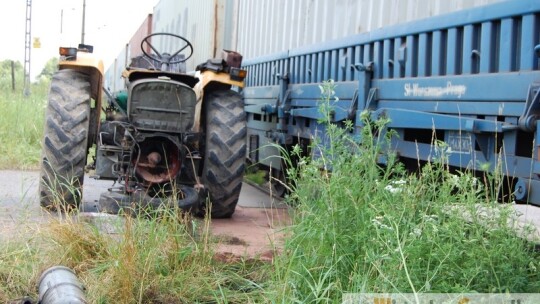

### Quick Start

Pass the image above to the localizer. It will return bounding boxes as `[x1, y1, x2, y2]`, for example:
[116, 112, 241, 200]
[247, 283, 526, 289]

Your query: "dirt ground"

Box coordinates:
[0, 170, 291, 262]
[211, 205, 290, 262]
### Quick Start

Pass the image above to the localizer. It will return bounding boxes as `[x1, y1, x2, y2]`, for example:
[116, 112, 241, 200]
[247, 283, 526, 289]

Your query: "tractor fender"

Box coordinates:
[58, 51, 104, 102]
[198, 70, 245, 91]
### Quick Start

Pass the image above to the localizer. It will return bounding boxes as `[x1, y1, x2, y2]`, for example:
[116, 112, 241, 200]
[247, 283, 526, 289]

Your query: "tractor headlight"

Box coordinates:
[59, 47, 77, 60]
[229, 68, 247, 81]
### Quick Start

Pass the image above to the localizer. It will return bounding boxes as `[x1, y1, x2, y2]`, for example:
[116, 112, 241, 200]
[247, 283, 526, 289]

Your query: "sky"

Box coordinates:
[1, 0, 159, 80]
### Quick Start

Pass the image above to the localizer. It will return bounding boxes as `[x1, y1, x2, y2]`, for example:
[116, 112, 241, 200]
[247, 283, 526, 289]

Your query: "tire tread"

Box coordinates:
[202, 90, 246, 218]
[39, 70, 91, 209]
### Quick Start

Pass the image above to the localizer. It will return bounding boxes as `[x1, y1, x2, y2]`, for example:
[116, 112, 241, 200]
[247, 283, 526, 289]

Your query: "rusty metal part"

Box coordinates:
[134, 137, 181, 184]
[147, 152, 162, 168]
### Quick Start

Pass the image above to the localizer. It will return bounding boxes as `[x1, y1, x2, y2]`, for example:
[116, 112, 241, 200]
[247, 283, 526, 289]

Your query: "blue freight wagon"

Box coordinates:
[242, 0, 540, 204]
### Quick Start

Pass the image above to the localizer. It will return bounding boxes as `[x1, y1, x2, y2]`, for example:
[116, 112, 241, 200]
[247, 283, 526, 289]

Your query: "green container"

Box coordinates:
[114, 91, 128, 111]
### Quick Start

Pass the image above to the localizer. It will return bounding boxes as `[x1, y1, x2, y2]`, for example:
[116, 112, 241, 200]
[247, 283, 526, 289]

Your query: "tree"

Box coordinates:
[38, 57, 59, 80]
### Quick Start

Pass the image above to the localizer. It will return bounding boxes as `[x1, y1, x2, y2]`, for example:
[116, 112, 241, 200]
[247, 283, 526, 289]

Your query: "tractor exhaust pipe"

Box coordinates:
[38, 266, 87, 304]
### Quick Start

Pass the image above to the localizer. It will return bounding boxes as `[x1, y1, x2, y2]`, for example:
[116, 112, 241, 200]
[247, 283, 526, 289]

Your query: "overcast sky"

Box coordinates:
[1, 0, 158, 79]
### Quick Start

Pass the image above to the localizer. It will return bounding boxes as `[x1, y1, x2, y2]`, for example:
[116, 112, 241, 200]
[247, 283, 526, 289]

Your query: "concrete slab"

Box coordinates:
[512, 204, 540, 241]
[238, 182, 288, 209]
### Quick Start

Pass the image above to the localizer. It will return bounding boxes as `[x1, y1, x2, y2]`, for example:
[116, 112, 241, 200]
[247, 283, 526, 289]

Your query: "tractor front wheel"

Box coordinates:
[39, 70, 91, 210]
[202, 90, 246, 218]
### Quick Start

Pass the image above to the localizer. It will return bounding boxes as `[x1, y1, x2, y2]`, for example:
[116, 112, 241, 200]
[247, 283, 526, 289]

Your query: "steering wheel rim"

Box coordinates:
[141, 33, 194, 64]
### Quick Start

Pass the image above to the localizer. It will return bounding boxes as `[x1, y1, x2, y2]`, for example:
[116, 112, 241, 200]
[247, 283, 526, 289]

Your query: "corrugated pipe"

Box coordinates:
[38, 266, 87, 304]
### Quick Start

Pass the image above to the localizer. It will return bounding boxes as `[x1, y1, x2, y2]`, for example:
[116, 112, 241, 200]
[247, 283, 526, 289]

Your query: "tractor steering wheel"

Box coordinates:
[141, 33, 193, 64]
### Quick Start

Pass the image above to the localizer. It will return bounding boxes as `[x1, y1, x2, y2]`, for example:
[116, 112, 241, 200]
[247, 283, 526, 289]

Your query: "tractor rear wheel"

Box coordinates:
[39, 70, 91, 210]
[202, 90, 246, 218]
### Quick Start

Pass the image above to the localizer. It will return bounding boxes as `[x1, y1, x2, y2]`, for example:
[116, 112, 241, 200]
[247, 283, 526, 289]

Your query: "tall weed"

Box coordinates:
[272, 80, 540, 303]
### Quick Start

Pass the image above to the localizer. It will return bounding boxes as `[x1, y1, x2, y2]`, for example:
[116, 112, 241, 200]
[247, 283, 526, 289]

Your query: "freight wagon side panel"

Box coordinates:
[242, 0, 540, 204]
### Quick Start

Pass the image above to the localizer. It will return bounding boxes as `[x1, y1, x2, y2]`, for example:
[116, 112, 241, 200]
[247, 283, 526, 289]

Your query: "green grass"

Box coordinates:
[0, 81, 48, 170]
[244, 169, 267, 186]
[268, 80, 540, 303]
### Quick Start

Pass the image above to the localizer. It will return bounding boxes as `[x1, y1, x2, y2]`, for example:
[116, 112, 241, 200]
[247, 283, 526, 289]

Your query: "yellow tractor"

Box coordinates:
[39, 33, 247, 218]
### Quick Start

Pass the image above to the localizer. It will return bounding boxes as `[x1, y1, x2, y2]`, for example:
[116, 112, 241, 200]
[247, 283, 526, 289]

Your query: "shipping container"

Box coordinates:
[105, 0, 505, 90]
[151, 0, 239, 72]
[236, 0, 504, 59]
[105, 0, 238, 90]
[130, 14, 153, 59]
[104, 14, 153, 93]
[104, 43, 128, 93]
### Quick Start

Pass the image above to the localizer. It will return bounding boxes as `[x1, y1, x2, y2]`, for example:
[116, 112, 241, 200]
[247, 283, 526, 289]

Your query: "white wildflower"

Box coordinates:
[410, 227, 422, 237]
[384, 184, 402, 193]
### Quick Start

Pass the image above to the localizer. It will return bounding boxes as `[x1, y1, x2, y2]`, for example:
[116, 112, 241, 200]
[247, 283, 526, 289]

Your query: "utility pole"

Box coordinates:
[81, 0, 86, 44]
[23, 0, 32, 96]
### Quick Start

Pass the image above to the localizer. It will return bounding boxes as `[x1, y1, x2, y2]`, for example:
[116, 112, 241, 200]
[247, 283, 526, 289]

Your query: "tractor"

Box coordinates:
[39, 33, 247, 218]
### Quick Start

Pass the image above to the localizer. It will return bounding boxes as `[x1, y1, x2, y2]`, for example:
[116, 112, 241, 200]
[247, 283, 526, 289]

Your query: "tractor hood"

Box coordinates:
[127, 78, 197, 133]
[124, 69, 199, 88]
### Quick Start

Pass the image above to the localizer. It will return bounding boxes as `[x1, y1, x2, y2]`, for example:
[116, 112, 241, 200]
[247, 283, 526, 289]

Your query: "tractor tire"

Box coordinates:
[98, 186, 199, 215]
[140, 186, 200, 211]
[202, 90, 246, 218]
[39, 70, 92, 210]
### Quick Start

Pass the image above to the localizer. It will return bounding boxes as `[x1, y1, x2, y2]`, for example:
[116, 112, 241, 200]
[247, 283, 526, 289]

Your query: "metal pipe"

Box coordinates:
[81, 0, 86, 44]
[38, 266, 87, 304]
